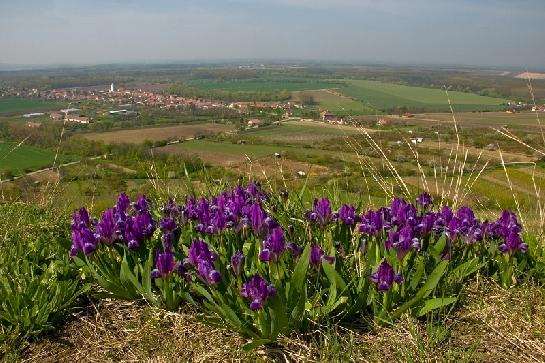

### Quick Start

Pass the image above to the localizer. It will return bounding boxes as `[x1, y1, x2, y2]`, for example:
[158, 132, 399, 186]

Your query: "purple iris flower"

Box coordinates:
[133, 195, 150, 212]
[440, 206, 453, 223]
[115, 193, 131, 214]
[123, 220, 141, 250]
[205, 225, 216, 234]
[196, 198, 211, 227]
[391, 198, 418, 227]
[71, 207, 91, 231]
[432, 206, 452, 234]
[70, 228, 97, 257]
[359, 209, 384, 235]
[384, 229, 398, 250]
[241, 274, 276, 310]
[314, 198, 332, 225]
[187, 239, 217, 266]
[338, 204, 359, 225]
[447, 217, 461, 240]
[247, 202, 268, 236]
[491, 210, 522, 239]
[498, 232, 528, 255]
[181, 196, 199, 222]
[160, 217, 177, 234]
[370, 261, 403, 292]
[416, 192, 433, 208]
[287, 242, 303, 258]
[160, 217, 177, 250]
[227, 193, 245, 220]
[391, 198, 407, 225]
[246, 182, 259, 197]
[95, 208, 117, 244]
[186, 239, 221, 284]
[259, 227, 286, 262]
[416, 212, 436, 235]
[305, 198, 333, 226]
[150, 249, 176, 279]
[122, 211, 156, 250]
[70, 207, 97, 257]
[446, 207, 482, 243]
[246, 182, 267, 201]
[231, 250, 245, 275]
[198, 263, 221, 284]
[309, 244, 335, 268]
[387, 225, 420, 260]
[162, 198, 180, 217]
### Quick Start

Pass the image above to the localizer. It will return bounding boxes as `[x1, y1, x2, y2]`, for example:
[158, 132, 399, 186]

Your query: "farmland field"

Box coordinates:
[82, 123, 235, 144]
[0, 97, 65, 114]
[292, 89, 376, 115]
[161, 139, 294, 161]
[408, 111, 543, 130]
[0, 142, 71, 175]
[241, 120, 370, 143]
[339, 80, 506, 112]
[159, 139, 334, 177]
[185, 79, 342, 92]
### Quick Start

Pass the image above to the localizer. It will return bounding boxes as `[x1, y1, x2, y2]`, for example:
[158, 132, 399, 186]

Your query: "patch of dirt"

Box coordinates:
[515, 72, 545, 80]
[83, 123, 234, 144]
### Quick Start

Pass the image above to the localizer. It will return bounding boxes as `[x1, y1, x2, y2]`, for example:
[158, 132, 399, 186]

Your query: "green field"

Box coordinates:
[339, 80, 506, 112]
[292, 90, 376, 115]
[0, 97, 65, 114]
[174, 139, 294, 157]
[0, 142, 71, 175]
[185, 79, 342, 92]
[411, 111, 542, 130]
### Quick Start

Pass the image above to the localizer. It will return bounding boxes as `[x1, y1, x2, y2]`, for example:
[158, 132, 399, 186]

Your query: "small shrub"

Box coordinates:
[0, 204, 84, 352]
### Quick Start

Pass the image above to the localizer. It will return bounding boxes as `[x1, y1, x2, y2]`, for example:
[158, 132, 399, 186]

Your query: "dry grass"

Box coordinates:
[354, 281, 545, 362]
[21, 301, 257, 363]
[18, 281, 545, 363]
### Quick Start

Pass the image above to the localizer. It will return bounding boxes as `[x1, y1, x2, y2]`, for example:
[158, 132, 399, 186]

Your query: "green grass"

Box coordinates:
[185, 79, 341, 92]
[176, 138, 362, 160]
[0, 142, 72, 175]
[339, 80, 506, 112]
[292, 89, 376, 115]
[0, 97, 65, 114]
[242, 122, 360, 139]
[176, 139, 295, 157]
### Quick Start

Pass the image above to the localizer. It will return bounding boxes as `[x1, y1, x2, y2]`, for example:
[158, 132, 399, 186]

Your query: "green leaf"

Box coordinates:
[288, 244, 310, 325]
[322, 259, 347, 291]
[289, 244, 310, 303]
[417, 260, 449, 299]
[431, 235, 447, 261]
[243, 339, 272, 351]
[417, 297, 458, 317]
[267, 293, 287, 339]
[391, 260, 449, 320]
[409, 256, 425, 291]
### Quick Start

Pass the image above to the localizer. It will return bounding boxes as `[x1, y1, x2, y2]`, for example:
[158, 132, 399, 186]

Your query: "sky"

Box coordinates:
[0, 0, 544, 69]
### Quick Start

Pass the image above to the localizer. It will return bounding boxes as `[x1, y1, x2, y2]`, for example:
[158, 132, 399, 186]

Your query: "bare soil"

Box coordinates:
[83, 123, 234, 144]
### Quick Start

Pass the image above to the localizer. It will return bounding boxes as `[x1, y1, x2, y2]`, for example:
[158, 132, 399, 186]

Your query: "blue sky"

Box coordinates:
[0, 0, 544, 68]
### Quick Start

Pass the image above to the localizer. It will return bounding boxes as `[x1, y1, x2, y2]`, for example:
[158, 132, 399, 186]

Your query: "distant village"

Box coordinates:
[3, 83, 545, 132]
[3, 83, 312, 127]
